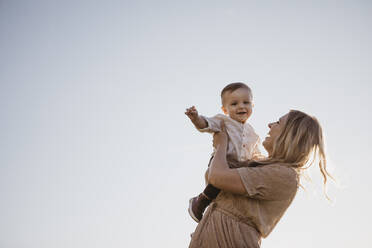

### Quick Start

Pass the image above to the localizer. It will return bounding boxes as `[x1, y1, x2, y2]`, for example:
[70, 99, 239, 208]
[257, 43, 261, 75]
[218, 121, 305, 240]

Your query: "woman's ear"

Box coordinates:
[221, 106, 228, 115]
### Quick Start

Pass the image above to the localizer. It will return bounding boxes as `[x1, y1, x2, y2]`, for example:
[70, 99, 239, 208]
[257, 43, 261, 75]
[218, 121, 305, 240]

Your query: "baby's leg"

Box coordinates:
[203, 156, 222, 199]
[203, 184, 221, 200]
[189, 156, 251, 223]
[188, 157, 221, 223]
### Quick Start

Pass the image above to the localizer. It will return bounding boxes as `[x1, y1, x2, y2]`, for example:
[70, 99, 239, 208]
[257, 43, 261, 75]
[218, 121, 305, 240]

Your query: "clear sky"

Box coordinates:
[1, 0, 371, 247]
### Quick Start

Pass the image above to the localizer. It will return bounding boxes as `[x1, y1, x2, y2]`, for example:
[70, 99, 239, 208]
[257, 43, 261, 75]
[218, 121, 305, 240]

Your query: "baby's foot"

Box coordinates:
[188, 193, 211, 223]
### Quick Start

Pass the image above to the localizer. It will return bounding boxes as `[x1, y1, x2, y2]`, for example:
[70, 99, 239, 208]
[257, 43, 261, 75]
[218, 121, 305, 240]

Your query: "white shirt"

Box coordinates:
[198, 114, 261, 162]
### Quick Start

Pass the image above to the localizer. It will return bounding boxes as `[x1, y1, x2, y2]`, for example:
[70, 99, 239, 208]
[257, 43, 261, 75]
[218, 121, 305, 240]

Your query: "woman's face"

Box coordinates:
[263, 113, 289, 155]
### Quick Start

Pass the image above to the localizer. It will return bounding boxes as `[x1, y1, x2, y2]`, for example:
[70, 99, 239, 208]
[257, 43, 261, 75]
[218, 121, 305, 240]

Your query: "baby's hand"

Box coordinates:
[185, 106, 199, 121]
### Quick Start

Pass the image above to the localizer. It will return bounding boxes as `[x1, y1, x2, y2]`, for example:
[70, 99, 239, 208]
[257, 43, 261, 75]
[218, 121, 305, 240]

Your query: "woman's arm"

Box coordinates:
[208, 122, 247, 195]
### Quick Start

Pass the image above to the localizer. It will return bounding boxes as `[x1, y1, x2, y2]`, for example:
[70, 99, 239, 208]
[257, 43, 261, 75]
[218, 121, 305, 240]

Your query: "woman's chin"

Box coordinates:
[262, 138, 271, 152]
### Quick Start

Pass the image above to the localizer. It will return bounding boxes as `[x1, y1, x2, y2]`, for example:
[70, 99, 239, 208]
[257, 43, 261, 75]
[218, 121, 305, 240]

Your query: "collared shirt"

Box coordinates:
[198, 114, 261, 161]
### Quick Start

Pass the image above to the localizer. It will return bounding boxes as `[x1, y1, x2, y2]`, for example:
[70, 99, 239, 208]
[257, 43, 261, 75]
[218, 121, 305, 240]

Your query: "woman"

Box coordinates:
[189, 110, 332, 248]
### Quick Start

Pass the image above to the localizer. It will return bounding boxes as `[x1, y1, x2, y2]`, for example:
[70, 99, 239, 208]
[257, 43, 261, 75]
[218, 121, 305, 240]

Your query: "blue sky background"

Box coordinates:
[1, 1, 371, 247]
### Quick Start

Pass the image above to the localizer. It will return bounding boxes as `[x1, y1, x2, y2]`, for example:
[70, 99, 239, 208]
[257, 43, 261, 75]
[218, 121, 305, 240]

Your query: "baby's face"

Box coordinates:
[221, 88, 253, 123]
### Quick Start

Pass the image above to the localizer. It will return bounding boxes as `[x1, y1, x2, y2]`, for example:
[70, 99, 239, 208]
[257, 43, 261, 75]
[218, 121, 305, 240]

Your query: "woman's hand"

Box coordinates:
[213, 121, 228, 150]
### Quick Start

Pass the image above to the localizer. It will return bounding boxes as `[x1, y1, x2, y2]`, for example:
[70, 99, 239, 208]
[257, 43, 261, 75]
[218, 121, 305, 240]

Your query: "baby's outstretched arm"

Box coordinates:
[185, 106, 208, 129]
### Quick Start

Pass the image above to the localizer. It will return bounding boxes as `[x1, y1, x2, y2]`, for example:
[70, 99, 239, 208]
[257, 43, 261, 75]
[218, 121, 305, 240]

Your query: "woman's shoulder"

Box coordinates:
[263, 163, 299, 184]
[263, 162, 298, 173]
[238, 162, 298, 181]
[237, 162, 299, 201]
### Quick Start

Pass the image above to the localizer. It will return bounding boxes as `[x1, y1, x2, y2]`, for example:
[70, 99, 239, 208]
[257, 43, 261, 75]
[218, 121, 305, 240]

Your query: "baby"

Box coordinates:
[185, 82, 262, 222]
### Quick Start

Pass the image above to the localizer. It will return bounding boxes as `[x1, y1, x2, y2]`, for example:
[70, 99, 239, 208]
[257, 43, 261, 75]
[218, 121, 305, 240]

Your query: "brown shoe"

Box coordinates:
[188, 193, 211, 223]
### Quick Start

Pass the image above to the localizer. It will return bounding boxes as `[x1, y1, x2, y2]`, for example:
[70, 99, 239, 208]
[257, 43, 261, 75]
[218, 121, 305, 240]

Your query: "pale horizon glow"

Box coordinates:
[1, 1, 371, 247]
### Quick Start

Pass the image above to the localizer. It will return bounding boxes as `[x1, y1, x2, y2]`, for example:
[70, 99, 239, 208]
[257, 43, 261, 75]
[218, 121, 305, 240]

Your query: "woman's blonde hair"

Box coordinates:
[257, 110, 332, 197]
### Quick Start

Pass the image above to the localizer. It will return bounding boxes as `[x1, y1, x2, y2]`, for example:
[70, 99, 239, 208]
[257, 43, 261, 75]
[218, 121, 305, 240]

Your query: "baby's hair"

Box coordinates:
[220, 82, 252, 105]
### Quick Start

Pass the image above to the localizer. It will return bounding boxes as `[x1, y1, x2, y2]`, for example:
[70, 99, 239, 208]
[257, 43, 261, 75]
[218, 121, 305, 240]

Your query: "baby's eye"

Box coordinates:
[244, 101, 251, 104]
[231, 102, 237, 106]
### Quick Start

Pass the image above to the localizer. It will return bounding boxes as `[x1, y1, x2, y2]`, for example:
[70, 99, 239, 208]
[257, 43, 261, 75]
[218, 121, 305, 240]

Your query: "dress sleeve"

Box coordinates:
[197, 115, 222, 133]
[237, 164, 298, 201]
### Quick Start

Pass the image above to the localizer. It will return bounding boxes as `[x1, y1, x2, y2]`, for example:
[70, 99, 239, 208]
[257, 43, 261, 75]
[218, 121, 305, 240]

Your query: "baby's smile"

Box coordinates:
[221, 87, 253, 124]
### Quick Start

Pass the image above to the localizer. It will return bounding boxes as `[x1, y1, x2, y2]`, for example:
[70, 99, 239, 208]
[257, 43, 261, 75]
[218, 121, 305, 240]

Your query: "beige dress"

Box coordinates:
[189, 163, 299, 248]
